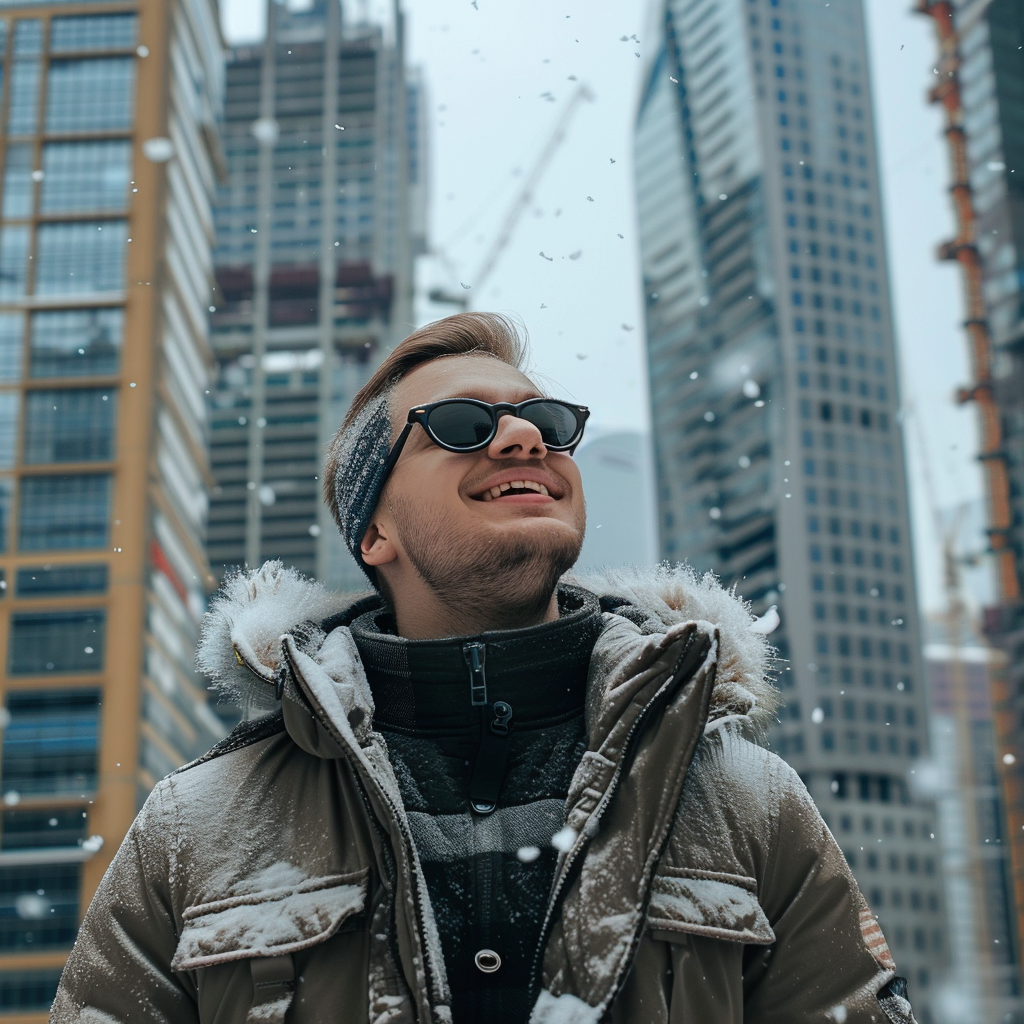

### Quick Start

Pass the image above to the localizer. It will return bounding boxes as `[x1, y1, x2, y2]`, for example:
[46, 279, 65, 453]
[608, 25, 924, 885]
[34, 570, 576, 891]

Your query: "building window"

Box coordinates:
[0, 969, 65, 1012]
[2, 144, 34, 218]
[0, 393, 17, 468]
[34, 221, 128, 296]
[7, 59, 41, 136]
[8, 611, 105, 675]
[0, 479, 11, 553]
[16, 564, 107, 597]
[0, 315, 22, 383]
[23, 388, 117, 464]
[0, 226, 30, 299]
[1, 808, 87, 850]
[40, 141, 132, 214]
[0, 864, 82, 950]
[50, 13, 138, 53]
[45, 58, 136, 133]
[29, 308, 122, 378]
[18, 473, 111, 550]
[1, 689, 101, 796]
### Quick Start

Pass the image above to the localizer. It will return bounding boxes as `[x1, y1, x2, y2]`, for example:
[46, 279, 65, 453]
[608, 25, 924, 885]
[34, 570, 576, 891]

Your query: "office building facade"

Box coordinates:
[635, 0, 945, 1011]
[919, 0, 1024, 1002]
[0, 0, 224, 1016]
[207, 0, 421, 593]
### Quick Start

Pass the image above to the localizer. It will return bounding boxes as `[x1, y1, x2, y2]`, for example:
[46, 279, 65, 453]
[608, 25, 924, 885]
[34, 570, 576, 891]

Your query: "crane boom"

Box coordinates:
[469, 83, 594, 297]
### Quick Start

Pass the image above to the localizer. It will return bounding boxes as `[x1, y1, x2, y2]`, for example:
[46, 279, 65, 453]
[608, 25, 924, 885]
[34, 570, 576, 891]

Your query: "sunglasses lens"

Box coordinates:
[521, 401, 582, 447]
[426, 402, 495, 448]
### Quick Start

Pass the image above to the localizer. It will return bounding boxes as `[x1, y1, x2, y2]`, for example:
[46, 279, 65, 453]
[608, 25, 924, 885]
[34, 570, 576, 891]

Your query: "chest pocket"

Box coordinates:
[172, 869, 369, 1024]
[647, 867, 774, 945]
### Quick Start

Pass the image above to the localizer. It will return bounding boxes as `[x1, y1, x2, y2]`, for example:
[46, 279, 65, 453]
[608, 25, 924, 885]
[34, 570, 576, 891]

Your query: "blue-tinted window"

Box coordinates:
[7, 59, 40, 135]
[34, 221, 127, 296]
[0, 393, 16, 468]
[8, 611, 104, 674]
[29, 308, 122, 378]
[12, 19, 42, 55]
[1, 807, 87, 850]
[40, 140, 131, 214]
[0, 864, 81, 950]
[50, 13, 137, 53]
[18, 473, 110, 550]
[0, 315, 21, 383]
[23, 388, 116, 463]
[0, 968, 64, 1011]
[45, 58, 135, 132]
[0, 226, 29, 298]
[16, 564, 107, 596]
[2, 689, 100, 796]
[1, 143, 33, 218]
[0, 479, 10, 553]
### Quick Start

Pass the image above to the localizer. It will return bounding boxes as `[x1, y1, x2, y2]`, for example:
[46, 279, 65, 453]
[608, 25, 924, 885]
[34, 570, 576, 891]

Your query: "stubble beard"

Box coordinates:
[388, 493, 585, 626]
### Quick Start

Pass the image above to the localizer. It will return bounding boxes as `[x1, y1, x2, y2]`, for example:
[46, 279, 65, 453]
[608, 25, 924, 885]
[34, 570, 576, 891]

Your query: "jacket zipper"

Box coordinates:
[528, 632, 700, 999]
[281, 641, 445, 1020]
[469, 700, 514, 814]
[463, 641, 488, 705]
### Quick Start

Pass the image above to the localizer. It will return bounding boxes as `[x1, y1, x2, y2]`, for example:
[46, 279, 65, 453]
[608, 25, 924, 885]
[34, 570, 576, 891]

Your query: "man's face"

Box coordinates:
[368, 354, 587, 611]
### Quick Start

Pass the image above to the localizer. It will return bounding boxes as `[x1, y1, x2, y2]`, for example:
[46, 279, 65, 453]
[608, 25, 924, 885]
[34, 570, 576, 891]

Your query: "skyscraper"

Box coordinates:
[207, 0, 421, 593]
[634, 0, 945, 1010]
[0, 0, 225, 1016]
[918, 0, 1024, 1004]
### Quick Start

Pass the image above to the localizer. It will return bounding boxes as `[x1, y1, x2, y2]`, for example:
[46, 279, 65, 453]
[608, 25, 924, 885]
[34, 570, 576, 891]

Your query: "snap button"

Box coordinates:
[474, 949, 501, 974]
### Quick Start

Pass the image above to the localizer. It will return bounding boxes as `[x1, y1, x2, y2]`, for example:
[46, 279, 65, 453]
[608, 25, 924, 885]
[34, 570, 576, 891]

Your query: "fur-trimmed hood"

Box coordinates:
[197, 560, 781, 733]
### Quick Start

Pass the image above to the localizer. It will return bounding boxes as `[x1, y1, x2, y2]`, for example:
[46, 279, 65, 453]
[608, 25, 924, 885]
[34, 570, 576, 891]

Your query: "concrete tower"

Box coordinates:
[207, 0, 422, 593]
[635, 0, 946, 1012]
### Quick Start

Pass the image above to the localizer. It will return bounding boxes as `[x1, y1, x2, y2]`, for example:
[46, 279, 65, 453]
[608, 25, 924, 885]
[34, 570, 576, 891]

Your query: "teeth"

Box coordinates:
[480, 479, 554, 499]
[499, 482, 511, 492]
[490, 486, 502, 498]
[539, 484, 549, 495]
[512, 480, 525, 489]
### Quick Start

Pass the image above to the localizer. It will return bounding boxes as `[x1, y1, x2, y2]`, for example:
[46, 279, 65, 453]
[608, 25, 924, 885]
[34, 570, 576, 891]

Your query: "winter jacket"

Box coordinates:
[51, 562, 916, 1024]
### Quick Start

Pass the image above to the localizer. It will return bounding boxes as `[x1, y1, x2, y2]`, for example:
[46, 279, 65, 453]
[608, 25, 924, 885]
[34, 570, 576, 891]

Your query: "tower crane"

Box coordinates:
[428, 83, 594, 308]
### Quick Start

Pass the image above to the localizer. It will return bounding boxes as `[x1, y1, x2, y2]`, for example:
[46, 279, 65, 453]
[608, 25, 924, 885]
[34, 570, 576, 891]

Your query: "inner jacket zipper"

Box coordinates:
[464, 641, 515, 815]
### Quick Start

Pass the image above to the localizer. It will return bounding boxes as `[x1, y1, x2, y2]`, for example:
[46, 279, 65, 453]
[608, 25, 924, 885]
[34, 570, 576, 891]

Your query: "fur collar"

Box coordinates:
[196, 561, 781, 732]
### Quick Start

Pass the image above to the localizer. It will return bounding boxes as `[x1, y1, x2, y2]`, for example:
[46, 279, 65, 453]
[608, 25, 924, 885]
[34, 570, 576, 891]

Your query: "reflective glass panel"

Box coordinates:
[0, 226, 28, 298]
[23, 388, 116, 463]
[50, 14, 138, 53]
[0, 865, 81, 950]
[15, 563, 107, 596]
[18, 473, 110, 550]
[6, 60, 39, 135]
[0, 969, 64, 1012]
[0, 477, 10, 552]
[40, 140, 130, 213]
[0, 313, 20, 382]
[0, 392, 17, 468]
[11, 19, 41, 55]
[7, 613, 104, 674]
[1, 144, 33, 218]
[28, 307, 121, 377]
[34, 221, 127, 296]
[45, 58, 135, 132]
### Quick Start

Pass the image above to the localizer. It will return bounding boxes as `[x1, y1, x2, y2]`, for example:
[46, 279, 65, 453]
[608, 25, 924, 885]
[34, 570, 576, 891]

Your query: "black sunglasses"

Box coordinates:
[377, 397, 590, 493]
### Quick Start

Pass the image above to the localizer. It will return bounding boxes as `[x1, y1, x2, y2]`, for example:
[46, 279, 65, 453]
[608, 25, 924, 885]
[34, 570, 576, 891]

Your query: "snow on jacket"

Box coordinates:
[51, 561, 916, 1024]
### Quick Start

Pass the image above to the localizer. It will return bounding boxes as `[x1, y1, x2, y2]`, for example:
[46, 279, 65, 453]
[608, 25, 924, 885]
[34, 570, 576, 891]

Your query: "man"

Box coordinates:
[53, 313, 915, 1023]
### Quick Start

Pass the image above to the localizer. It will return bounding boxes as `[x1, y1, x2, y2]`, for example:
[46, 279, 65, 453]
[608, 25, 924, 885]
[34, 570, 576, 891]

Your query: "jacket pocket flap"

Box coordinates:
[172, 869, 368, 970]
[648, 869, 774, 945]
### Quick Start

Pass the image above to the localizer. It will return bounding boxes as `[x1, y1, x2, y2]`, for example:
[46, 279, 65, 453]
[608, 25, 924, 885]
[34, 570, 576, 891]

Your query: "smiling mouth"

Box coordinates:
[477, 480, 552, 502]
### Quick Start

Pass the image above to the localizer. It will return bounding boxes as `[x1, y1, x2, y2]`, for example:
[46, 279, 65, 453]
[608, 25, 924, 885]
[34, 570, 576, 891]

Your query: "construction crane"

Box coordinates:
[428, 83, 594, 308]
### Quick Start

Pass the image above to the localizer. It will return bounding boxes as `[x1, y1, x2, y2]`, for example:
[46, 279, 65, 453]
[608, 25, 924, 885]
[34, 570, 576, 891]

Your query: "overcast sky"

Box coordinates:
[220, 0, 988, 613]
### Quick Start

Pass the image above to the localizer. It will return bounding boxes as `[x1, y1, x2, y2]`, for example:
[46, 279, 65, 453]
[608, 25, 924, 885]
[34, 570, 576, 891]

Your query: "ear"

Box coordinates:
[360, 519, 398, 567]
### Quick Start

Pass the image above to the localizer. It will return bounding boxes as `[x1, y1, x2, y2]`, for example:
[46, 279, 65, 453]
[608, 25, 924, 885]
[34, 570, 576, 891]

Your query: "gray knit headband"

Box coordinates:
[326, 391, 395, 586]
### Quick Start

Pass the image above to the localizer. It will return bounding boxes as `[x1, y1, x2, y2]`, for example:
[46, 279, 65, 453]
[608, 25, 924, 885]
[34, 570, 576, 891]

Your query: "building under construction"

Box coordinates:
[207, 0, 424, 593]
[918, 0, 1024, 1016]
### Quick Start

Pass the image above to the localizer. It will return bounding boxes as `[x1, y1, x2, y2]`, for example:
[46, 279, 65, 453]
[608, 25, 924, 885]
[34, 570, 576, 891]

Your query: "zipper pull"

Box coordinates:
[469, 701, 514, 815]
[463, 642, 488, 706]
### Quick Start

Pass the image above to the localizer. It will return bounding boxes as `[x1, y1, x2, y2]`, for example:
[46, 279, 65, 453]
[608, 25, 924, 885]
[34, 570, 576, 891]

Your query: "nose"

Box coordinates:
[487, 411, 548, 460]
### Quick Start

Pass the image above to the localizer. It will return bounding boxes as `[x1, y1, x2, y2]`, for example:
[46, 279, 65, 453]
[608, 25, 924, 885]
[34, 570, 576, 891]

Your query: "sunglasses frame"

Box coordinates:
[376, 397, 590, 496]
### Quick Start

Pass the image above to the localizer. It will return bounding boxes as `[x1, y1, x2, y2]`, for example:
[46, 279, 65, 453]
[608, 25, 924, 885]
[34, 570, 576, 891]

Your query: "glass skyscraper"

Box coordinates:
[634, 0, 946, 1013]
[0, 0, 225, 1016]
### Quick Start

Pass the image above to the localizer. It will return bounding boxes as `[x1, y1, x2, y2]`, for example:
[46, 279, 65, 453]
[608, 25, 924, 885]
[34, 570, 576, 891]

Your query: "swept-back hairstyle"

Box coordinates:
[323, 312, 529, 582]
